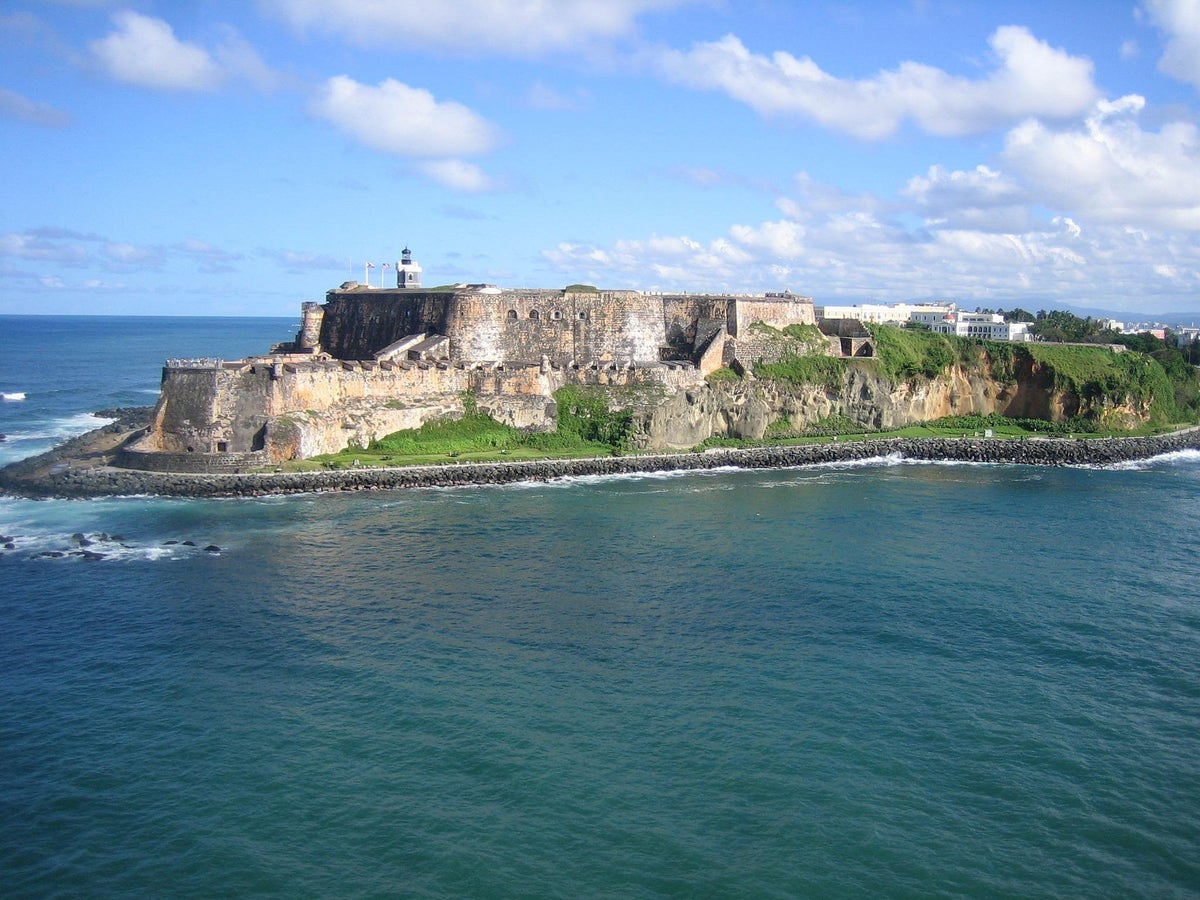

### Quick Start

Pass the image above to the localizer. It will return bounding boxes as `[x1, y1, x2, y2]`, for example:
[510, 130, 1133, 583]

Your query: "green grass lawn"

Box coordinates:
[263, 412, 1190, 473]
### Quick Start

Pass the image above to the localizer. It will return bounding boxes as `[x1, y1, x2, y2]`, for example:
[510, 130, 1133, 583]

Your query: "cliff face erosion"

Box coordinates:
[639, 340, 1180, 450]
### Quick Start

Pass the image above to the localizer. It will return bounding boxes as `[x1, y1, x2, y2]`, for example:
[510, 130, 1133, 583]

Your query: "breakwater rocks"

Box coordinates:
[4, 426, 1200, 499]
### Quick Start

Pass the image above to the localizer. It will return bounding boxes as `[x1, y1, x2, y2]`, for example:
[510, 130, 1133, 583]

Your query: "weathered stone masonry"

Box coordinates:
[126, 280, 818, 467]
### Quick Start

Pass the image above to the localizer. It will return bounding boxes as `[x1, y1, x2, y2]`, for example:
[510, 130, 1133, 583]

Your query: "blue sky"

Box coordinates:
[1, 1, 1198, 317]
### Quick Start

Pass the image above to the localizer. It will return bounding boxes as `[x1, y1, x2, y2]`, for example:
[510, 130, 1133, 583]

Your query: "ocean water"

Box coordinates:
[1, 317, 1199, 898]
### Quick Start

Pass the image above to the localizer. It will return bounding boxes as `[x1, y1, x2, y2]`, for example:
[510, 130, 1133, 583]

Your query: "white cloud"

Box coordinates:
[102, 241, 161, 267]
[671, 166, 723, 187]
[90, 11, 223, 91]
[1003, 95, 1200, 230]
[310, 76, 498, 158]
[0, 228, 242, 276]
[260, 248, 343, 272]
[656, 26, 1099, 139]
[265, 0, 688, 56]
[526, 82, 587, 111]
[416, 159, 496, 193]
[212, 26, 282, 93]
[728, 219, 807, 258]
[178, 239, 243, 273]
[88, 11, 276, 92]
[539, 171, 1200, 312]
[0, 87, 71, 127]
[904, 164, 1032, 231]
[0, 230, 90, 264]
[1142, 0, 1200, 90]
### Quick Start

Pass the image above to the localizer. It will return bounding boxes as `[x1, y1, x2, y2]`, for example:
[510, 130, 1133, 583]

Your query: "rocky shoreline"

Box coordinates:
[2, 412, 1199, 499]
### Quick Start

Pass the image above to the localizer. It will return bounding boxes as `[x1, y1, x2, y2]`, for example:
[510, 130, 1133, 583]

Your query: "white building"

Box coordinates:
[930, 311, 1032, 342]
[396, 246, 422, 288]
[1173, 327, 1200, 348]
[816, 302, 955, 325]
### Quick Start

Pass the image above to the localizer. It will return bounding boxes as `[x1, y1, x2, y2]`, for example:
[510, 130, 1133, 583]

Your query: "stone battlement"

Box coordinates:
[127, 269, 817, 468]
[165, 357, 223, 369]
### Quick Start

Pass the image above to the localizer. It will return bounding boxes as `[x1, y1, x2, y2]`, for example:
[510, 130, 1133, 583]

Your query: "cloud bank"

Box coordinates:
[89, 11, 275, 92]
[1142, 0, 1200, 91]
[265, 0, 688, 55]
[656, 26, 1099, 138]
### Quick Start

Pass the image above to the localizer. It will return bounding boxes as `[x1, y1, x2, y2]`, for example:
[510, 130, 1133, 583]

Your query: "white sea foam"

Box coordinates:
[2, 413, 115, 443]
[10, 533, 223, 562]
[1096, 448, 1200, 471]
[895, 456, 998, 468]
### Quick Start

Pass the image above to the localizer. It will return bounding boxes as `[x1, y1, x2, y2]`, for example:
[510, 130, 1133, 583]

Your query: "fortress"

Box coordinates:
[123, 249, 819, 471]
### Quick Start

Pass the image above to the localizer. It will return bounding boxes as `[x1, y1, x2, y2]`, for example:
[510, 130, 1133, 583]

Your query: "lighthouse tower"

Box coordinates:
[396, 247, 422, 289]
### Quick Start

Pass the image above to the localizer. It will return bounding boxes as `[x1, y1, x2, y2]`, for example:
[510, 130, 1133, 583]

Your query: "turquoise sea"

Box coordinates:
[2, 315, 1199, 897]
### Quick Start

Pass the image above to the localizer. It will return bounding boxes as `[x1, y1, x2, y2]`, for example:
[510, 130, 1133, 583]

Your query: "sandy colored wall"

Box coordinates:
[733, 297, 816, 334]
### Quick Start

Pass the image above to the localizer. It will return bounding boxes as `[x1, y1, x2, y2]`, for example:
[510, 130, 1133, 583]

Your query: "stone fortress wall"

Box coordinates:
[313, 285, 815, 367]
[127, 261, 819, 467]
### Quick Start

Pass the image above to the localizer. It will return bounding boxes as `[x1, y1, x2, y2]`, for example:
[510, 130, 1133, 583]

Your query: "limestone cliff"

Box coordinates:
[638, 345, 1165, 450]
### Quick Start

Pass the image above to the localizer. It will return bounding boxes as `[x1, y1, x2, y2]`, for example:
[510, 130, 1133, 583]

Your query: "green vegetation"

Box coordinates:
[800, 413, 867, 437]
[923, 412, 1105, 436]
[869, 324, 967, 383]
[1024, 343, 1180, 423]
[870, 321, 1200, 427]
[755, 354, 846, 388]
[747, 316, 1199, 428]
[563, 283, 599, 293]
[705, 366, 741, 382]
[747, 322, 847, 388]
[299, 387, 634, 470]
[1031, 309, 1118, 343]
[553, 385, 634, 448]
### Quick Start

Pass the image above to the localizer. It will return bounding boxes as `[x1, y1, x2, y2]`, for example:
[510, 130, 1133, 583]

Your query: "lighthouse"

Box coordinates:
[396, 247, 422, 289]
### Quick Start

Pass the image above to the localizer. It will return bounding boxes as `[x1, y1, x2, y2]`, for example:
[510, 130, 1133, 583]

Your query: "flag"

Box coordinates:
[383, 263, 391, 268]
[367, 262, 375, 269]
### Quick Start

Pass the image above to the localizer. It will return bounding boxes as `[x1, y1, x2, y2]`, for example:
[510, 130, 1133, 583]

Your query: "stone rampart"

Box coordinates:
[316, 287, 673, 366]
[312, 288, 814, 368]
[137, 351, 708, 464]
[729, 330, 839, 367]
[318, 289, 458, 359]
[117, 448, 269, 474]
[662, 295, 731, 359]
[732, 296, 816, 335]
[128, 284, 823, 467]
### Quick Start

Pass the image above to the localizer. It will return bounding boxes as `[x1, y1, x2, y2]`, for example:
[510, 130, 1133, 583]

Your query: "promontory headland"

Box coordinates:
[5, 248, 1200, 498]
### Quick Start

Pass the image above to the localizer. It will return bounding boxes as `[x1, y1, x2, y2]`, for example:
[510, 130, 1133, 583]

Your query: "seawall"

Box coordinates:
[4, 425, 1199, 499]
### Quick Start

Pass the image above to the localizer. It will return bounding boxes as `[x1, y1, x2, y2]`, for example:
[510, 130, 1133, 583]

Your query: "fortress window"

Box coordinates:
[507, 309, 518, 320]
[578, 312, 588, 321]
[551, 310, 562, 320]
[529, 309, 540, 320]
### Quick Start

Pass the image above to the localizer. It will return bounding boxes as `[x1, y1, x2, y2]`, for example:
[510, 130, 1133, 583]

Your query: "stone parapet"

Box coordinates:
[117, 448, 269, 473]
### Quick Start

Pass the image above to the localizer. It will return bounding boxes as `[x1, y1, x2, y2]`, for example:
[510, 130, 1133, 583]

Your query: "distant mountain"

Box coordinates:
[939, 300, 1200, 329]
[1048, 303, 1200, 329]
